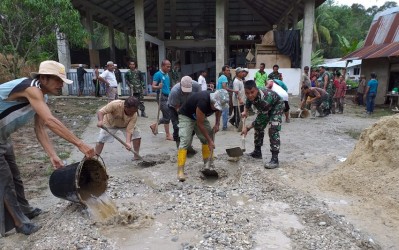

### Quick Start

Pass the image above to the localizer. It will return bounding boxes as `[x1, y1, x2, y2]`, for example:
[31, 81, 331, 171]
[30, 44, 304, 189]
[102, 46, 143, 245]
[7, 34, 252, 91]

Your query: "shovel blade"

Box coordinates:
[226, 147, 244, 157]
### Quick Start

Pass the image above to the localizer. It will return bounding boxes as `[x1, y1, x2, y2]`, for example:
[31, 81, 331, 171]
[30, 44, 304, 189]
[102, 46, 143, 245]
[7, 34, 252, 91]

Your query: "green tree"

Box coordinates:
[337, 34, 364, 55]
[311, 49, 325, 68]
[0, 0, 87, 79]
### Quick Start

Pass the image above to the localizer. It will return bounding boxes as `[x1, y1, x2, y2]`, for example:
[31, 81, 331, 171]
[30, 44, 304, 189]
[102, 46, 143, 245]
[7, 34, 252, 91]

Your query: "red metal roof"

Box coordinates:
[343, 7, 399, 60]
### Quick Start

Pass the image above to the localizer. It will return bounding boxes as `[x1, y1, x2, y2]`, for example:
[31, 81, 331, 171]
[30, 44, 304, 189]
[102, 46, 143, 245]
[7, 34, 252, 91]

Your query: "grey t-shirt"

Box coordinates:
[167, 81, 201, 109]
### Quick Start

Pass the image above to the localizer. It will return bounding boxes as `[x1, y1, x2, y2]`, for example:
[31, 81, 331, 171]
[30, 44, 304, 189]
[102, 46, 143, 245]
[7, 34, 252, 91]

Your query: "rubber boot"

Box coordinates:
[264, 152, 279, 169]
[248, 146, 262, 159]
[187, 145, 197, 156]
[202, 144, 212, 165]
[316, 106, 324, 117]
[177, 149, 187, 182]
[202, 144, 217, 176]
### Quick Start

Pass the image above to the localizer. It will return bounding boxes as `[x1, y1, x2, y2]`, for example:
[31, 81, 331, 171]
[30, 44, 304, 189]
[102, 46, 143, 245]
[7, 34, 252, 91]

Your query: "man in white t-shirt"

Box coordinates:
[266, 80, 290, 122]
[198, 70, 208, 91]
[98, 61, 118, 102]
[229, 67, 247, 128]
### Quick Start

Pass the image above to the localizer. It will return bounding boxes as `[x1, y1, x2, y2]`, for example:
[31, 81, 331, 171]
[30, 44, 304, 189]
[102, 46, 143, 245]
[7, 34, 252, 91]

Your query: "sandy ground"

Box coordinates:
[1, 96, 398, 249]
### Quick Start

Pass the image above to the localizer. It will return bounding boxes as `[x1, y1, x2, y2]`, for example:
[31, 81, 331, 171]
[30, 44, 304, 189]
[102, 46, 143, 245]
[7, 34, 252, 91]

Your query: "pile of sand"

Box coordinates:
[320, 114, 399, 215]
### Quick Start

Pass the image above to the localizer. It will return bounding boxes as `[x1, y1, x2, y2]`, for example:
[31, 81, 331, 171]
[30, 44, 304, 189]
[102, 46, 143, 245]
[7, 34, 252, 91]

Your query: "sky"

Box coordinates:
[334, 0, 399, 8]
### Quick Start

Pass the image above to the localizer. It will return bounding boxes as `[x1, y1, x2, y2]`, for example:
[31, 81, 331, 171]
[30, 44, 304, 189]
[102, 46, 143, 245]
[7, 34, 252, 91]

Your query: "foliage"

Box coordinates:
[87, 21, 137, 60]
[0, 0, 87, 79]
[310, 0, 397, 58]
[311, 49, 325, 68]
[346, 79, 359, 89]
[336, 34, 365, 55]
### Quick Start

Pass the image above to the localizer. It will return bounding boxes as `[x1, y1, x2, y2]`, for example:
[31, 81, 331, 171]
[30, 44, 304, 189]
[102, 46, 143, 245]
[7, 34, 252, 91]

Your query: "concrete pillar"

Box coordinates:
[86, 10, 100, 68]
[216, 0, 227, 75]
[56, 30, 71, 95]
[170, 0, 177, 39]
[301, 0, 315, 70]
[292, 4, 299, 30]
[157, 0, 165, 39]
[108, 20, 116, 62]
[135, 0, 147, 72]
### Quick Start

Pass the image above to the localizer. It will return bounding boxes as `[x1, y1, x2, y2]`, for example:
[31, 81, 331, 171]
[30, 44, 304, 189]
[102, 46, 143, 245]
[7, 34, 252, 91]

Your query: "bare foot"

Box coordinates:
[166, 134, 174, 141]
[150, 123, 157, 135]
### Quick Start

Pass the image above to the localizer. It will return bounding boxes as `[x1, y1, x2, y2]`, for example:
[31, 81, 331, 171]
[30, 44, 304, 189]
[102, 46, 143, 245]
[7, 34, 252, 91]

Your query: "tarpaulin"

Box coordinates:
[273, 30, 301, 68]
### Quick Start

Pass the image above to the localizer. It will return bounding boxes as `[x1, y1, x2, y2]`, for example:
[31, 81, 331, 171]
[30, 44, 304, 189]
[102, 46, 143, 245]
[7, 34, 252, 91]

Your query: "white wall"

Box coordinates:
[246, 68, 302, 95]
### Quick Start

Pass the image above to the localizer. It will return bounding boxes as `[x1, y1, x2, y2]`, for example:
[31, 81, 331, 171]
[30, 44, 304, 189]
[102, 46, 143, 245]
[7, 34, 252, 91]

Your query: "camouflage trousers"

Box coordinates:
[253, 101, 283, 153]
[132, 92, 145, 112]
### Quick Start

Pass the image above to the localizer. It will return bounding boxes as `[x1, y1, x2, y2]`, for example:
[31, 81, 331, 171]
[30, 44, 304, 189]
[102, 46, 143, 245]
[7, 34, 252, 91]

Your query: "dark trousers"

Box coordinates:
[169, 106, 179, 142]
[92, 80, 101, 97]
[0, 142, 32, 235]
[133, 93, 146, 113]
[230, 105, 244, 128]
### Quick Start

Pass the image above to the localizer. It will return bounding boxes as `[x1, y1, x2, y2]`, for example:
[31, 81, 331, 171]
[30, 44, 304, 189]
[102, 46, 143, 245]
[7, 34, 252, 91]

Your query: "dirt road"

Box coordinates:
[0, 96, 397, 249]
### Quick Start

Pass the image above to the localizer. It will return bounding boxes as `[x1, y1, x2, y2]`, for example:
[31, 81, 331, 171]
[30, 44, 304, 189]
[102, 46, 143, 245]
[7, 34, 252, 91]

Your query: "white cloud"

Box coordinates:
[333, 0, 399, 9]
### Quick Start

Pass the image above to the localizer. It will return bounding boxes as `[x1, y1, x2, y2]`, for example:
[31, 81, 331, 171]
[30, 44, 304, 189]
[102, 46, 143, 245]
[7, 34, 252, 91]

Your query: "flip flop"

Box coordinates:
[149, 124, 157, 135]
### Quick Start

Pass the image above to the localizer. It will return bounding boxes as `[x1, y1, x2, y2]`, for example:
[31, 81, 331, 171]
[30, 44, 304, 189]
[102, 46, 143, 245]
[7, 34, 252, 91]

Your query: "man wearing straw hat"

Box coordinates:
[0, 60, 96, 236]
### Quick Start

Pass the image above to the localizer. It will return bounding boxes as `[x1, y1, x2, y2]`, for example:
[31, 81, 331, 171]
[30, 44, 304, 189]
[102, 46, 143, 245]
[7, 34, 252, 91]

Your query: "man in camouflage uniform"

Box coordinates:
[170, 61, 182, 88]
[318, 66, 334, 115]
[241, 80, 284, 169]
[125, 61, 147, 118]
[268, 64, 283, 81]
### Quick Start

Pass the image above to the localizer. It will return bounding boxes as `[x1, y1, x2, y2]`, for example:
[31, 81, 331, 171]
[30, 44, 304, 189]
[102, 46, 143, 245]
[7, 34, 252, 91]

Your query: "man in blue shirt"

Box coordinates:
[364, 72, 379, 115]
[150, 59, 173, 140]
[217, 65, 237, 130]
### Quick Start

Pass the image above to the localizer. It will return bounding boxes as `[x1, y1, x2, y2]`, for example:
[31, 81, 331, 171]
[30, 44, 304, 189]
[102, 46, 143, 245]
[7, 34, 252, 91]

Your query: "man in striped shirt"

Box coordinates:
[0, 61, 95, 236]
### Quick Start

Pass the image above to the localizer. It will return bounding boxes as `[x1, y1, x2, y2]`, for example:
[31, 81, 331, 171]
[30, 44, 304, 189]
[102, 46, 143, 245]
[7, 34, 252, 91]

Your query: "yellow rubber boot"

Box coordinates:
[177, 149, 187, 182]
[202, 144, 212, 163]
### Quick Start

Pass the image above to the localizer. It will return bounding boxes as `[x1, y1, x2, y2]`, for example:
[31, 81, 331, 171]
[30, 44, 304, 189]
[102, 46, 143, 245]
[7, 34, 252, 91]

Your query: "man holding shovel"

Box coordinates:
[0, 60, 95, 236]
[94, 96, 141, 160]
[176, 89, 229, 181]
[167, 76, 201, 154]
[241, 80, 284, 169]
[150, 59, 173, 141]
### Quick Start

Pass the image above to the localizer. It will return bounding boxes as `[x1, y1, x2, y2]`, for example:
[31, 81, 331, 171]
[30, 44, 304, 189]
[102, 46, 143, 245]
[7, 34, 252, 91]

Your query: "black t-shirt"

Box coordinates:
[179, 91, 215, 120]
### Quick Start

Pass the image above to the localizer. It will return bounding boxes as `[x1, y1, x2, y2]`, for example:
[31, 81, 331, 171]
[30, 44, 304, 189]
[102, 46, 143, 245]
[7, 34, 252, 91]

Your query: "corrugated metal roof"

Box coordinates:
[343, 7, 399, 60]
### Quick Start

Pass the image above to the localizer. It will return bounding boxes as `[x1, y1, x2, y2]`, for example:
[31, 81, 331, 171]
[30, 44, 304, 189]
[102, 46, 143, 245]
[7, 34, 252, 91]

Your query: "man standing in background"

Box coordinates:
[98, 61, 118, 102]
[254, 63, 268, 89]
[268, 64, 283, 81]
[77, 64, 87, 96]
[170, 61, 182, 88]
[198, 70, 208, 91]
[114, 64, 122, 97]
[217, 65, 237, 130]
[125, 61, 147, 118]
[150, 59, 174, 141]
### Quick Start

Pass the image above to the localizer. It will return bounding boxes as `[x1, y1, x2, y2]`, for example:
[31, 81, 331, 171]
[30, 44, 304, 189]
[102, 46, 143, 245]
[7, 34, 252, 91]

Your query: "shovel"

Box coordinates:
[225, 117, 246, 157]
[100, 126, 158, 167]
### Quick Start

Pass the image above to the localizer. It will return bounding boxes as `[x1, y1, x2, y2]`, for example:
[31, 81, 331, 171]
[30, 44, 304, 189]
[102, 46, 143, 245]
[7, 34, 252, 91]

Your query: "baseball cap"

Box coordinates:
[30, 60, 72, 84]
[180, 76, 193, 93]
[79, 64, 83, 67]
[210, 89, 229, 111]
[235, 67, 244, 74]
[106, 61, 114, 65]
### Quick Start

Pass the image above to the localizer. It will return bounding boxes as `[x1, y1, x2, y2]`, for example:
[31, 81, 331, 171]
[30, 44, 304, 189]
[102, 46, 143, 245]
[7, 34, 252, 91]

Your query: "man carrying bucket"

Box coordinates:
[0, 60, 96, 236]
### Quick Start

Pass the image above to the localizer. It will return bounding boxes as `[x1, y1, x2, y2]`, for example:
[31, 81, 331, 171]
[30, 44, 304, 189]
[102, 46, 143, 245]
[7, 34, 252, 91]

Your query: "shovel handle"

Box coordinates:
[100, 126, 143, 160]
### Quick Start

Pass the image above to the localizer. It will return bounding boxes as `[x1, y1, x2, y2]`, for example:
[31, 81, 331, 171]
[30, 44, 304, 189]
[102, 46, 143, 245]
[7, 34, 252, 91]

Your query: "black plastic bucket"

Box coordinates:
[49, 157, 108, 204]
